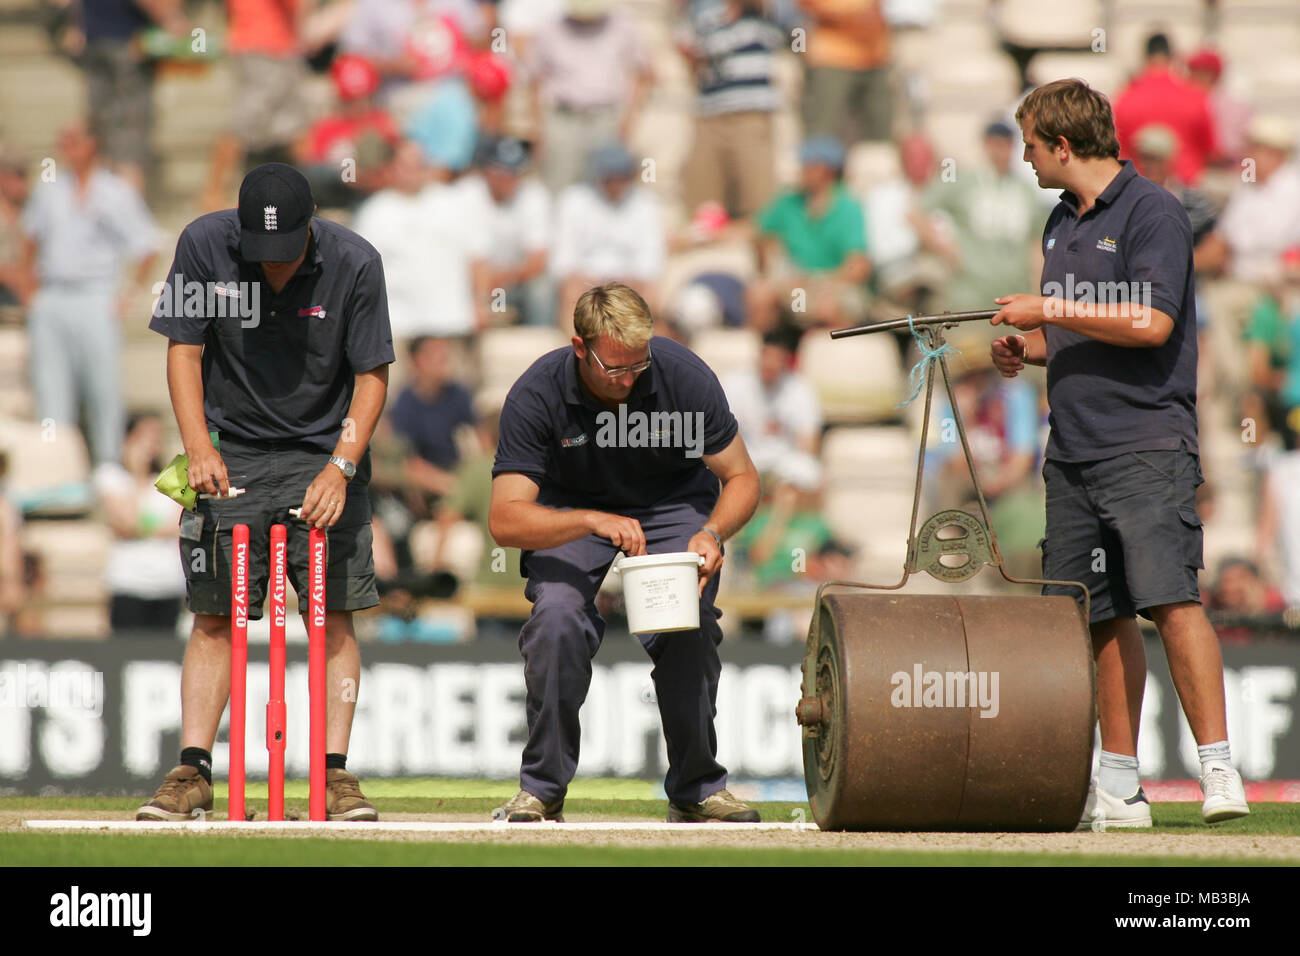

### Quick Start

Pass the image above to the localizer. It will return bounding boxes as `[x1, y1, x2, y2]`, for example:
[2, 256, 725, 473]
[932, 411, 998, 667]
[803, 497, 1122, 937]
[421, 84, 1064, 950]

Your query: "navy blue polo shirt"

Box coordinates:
[390, 382, 476, 470]
[82, 1, 147, 41]
[149, 210, 395, 453]
[1039, 160, 1198, 462]
[493, 336, 739, 510]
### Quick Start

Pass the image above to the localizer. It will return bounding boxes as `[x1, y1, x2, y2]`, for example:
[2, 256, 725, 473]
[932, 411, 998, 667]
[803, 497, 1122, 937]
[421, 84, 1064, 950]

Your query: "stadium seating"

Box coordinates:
[844, 141, 902, 195]
[917, 45, 1022, 103]
[1027, 52, 1126, 96]
[821, 425, 916, 580]
[1109, 19, 1206, 68]
[0, 327, 32, 418]
[408, 519, 485, 584]
[1218, 22, 1300, 64]
[0, 415, 92, 516]
[19, 519, 111, 638]
[797, 332, 907, 425]
[692, 328, 760, 382]
[996, 0, 1106, 48]
[476, 327, 569, 392]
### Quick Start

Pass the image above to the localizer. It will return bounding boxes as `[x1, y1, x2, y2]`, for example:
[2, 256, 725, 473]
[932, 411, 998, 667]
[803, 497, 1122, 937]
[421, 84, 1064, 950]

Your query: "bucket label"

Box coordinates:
[640, 577, 680, 611]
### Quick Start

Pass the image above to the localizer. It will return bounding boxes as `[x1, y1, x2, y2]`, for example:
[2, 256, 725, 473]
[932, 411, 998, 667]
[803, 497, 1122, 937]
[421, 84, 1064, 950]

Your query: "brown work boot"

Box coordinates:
[492, 789, 564, 822]
[136, 765, 214, 821]
[667, 788, 761, 823]
[325, 769, 379, 821]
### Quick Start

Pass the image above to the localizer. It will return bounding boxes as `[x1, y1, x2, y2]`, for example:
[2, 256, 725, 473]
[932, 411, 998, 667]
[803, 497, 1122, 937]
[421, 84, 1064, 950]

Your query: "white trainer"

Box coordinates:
[1200, 764, 1250, 823]
[1076, 780, 1152, 831]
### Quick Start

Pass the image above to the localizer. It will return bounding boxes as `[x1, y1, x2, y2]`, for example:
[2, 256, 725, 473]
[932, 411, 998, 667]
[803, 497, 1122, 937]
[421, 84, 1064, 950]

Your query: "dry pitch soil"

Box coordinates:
[4, 810, 1297, 861]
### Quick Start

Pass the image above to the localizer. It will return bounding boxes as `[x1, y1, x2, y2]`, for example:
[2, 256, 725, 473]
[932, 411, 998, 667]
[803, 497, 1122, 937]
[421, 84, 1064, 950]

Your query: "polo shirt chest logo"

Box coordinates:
[297, 305, 327, 319]
[560, 433, 588, 449]
[1096, 235, 1118, 254]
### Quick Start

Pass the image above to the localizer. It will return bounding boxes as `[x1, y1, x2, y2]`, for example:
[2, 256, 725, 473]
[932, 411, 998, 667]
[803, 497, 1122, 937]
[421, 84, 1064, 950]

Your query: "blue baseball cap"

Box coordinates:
[588, 142, 637, 181]
[477, 135, 531, 173]
[798, 136, 846, 170]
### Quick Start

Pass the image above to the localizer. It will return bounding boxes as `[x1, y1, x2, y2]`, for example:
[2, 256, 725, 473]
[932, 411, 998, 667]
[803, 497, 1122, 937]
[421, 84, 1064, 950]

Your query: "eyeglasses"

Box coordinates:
[587, 344, 652, 379]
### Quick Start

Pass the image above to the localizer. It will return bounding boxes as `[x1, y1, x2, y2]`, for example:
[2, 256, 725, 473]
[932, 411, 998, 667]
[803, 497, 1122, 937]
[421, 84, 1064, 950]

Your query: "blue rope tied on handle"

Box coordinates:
[896, 314, 958, 407]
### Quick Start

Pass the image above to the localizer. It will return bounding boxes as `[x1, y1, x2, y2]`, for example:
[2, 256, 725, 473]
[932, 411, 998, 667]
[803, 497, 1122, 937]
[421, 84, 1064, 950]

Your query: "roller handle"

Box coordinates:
[830, 309, 1000, 339]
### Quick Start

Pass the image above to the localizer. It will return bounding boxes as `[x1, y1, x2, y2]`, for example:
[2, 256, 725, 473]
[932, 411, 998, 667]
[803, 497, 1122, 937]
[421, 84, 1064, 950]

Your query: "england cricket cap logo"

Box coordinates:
[238, 163, 314, 262]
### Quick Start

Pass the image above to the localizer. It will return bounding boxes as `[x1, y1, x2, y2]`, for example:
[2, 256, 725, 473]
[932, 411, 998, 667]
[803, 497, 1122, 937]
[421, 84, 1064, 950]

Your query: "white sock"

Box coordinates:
[1098, 750, 1140, 797]
[1197, 740, 1232, 774]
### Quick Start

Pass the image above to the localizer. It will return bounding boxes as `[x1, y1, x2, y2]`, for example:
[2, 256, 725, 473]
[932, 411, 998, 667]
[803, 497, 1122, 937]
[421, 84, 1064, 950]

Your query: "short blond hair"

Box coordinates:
[572, 282, 653, 348]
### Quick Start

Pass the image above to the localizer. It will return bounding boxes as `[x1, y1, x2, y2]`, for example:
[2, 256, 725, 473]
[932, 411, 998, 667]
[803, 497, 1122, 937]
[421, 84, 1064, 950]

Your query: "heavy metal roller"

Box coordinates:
[796, 311, 1096, 831]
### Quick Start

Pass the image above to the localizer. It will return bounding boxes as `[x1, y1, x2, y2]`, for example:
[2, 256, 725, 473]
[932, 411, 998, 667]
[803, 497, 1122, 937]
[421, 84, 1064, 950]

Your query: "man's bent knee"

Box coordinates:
[521, 601, 600, 658]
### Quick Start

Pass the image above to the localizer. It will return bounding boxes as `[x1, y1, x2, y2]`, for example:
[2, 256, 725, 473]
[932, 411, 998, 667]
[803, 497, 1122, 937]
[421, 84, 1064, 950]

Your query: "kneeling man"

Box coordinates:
[488, 282, 761, 822]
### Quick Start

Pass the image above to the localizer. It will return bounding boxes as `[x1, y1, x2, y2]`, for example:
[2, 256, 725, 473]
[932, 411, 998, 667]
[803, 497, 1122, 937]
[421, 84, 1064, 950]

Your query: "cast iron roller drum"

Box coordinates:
[798, 590, 1095, 831]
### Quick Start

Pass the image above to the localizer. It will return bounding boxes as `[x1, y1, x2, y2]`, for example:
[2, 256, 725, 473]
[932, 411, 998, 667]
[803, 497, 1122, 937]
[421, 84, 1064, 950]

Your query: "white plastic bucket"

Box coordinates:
[612, 551, 706, 634]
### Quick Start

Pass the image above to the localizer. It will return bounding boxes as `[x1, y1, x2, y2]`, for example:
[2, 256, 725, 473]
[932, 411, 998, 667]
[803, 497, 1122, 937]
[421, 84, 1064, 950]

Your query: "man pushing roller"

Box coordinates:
[488, 282, 762, 822]
[138, 164, 394, 821]
[989, 79, 1249, 828]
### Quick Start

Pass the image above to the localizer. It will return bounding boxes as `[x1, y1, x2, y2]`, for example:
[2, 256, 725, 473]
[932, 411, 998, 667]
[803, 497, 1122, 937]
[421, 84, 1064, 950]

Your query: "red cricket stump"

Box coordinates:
[308, 527, 327, 822]
[266, 524, 287, 821]
[229, 524, 250, 822]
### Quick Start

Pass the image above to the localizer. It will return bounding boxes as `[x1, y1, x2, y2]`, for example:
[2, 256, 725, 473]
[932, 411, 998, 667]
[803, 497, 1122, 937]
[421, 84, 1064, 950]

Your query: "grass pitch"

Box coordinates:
[1, 833, 1290, 867]
[3, 779, 1296, 866]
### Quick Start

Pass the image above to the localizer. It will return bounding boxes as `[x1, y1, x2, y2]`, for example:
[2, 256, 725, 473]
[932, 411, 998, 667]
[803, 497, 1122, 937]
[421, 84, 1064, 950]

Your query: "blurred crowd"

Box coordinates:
[0, 0, 1298, 641]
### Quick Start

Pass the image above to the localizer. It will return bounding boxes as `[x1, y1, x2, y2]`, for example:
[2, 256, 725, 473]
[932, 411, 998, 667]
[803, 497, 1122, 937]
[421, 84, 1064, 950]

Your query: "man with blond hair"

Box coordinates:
[487, 281, 762, 822]
[990, 78, 1248, 828]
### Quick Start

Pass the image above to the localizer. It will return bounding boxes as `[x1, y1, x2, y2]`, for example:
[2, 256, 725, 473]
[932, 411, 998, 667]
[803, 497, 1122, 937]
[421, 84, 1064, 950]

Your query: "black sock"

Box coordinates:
[326, 753, 347, 771]
[180, 747, 213, 785]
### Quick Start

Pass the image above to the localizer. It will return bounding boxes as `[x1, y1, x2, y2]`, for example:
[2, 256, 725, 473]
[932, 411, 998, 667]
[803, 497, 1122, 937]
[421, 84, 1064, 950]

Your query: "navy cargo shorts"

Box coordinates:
[1040, 446, 1204, 624]
[179, 434, 379, 620]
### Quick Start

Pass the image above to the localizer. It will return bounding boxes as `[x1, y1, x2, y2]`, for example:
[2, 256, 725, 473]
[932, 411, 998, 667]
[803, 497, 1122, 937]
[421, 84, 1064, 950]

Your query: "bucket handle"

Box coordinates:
[610, 553, 707, 574]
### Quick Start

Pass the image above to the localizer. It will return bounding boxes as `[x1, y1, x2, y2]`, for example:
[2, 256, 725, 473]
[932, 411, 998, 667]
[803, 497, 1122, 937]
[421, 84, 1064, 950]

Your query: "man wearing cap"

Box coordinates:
[1187, 48, 1251, 165]
[552, 142, 666, 334]
[460, 135, 554, 326]
[527, 0, 654, 193]
[293, 54, 400, 209]
[749, 135, 870, 332]
[1201, 116, 1300, 286]
[138, 163, 395, 821]
[1113, 33, 1216, 185]
[991, 79, 1249, 829]
[1130, 125, 1218, 255]
[488, 281, 763, 823]
[914, 119, 1047, 313]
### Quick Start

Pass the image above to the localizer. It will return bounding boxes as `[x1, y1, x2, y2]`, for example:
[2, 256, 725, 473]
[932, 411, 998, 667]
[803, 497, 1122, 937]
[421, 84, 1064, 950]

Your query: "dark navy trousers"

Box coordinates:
[517, 494, 728, 806]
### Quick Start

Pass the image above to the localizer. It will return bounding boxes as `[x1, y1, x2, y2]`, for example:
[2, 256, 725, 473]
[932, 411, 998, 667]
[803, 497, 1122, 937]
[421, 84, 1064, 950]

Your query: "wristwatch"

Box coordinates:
[701, 527, 724, 553]
[328, 456, 357, 481]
